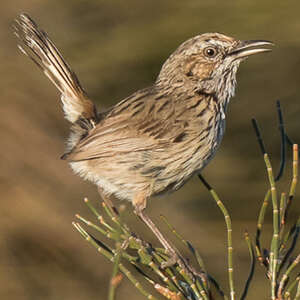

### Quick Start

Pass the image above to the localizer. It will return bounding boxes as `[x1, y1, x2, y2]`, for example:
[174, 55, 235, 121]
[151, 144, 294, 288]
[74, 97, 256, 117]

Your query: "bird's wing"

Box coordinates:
[64, 87, 187, 162]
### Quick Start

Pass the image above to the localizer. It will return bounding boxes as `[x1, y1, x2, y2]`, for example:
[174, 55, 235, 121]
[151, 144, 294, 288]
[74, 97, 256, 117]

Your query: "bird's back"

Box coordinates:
[67, 86, 224, 200]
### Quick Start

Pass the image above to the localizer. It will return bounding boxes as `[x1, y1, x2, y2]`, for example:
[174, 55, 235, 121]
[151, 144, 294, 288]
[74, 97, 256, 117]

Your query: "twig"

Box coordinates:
[284, 275, 300, 299]
[240, 231, 255, 300]
[275, 100, 286, 182]
[264, 154, 279, 300]
[73, 222, 160, 300]
[251, 118, 266, 155]
[295, 277, 300, 300]
[279, 192, 287, 241]
[255, 189, 271, 266]
[277, 254, 300, 298]
[108, 210, 124, 300]
[198, 174, 235, 300]
[207, 275, 227, 299]
[160, 216, 209, 281]
[284, 144, 299, 223]
[278, 218, 300, 277]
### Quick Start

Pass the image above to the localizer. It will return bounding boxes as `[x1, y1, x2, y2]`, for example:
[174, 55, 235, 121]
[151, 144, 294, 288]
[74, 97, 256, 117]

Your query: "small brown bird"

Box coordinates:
[14, 13, 272, 266]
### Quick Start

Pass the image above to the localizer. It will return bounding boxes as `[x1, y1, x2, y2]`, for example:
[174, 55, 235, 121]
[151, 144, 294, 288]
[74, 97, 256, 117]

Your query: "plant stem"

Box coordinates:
[199, 174, 235, 300]
[264, 154, 279, 300]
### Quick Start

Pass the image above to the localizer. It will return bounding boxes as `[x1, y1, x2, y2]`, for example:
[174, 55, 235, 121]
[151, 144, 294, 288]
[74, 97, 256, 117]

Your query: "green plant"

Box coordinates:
[73, 102, 299, 299]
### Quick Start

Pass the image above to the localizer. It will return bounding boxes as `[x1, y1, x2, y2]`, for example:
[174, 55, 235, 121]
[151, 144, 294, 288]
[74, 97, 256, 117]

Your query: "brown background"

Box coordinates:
[2, 1, 300, 299]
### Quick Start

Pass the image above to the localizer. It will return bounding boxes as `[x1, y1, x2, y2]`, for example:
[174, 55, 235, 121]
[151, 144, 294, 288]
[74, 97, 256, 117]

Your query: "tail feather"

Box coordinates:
[14, 13, 97, 123]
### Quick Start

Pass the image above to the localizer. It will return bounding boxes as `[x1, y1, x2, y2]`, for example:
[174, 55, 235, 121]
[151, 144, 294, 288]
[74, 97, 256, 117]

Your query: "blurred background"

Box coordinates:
[2, 1, 300, 299]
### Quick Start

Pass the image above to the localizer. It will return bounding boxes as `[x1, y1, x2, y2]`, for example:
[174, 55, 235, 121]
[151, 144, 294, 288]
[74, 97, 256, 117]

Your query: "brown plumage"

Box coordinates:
[14, 13, 272, 272]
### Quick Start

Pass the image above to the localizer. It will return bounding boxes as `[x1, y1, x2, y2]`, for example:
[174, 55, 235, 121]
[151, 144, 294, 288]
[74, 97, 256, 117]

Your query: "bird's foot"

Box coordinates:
[161, 248, 195, 279]
[161, 249, 208, 284]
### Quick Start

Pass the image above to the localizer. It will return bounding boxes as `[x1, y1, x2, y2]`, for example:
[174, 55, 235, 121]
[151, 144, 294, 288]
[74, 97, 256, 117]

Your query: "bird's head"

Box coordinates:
[157, 33, 273, 106]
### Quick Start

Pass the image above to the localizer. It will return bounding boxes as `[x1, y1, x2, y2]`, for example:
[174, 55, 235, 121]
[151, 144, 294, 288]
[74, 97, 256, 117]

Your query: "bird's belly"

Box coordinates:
[69, 119, 225, 201]
[69, 159, 152, 202]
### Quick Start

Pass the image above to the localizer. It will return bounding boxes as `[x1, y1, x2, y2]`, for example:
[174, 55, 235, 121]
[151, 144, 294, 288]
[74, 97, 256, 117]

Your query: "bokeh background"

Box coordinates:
[2, 1, 300, 299]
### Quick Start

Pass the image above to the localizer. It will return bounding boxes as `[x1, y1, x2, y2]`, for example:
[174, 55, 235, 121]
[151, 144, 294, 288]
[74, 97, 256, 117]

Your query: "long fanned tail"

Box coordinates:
[14, 13, 98, 124]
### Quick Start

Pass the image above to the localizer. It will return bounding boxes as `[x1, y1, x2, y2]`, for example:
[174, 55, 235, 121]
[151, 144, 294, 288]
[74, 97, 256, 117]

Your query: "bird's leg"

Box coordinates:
[133, 193, 194, 277]
[97, 186, 119, 217]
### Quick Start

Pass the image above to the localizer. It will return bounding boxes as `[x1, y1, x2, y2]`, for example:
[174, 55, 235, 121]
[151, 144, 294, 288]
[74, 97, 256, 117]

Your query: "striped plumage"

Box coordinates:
[14, 13, 272, 271]
[67, 86, 223, 201]
[14, 13, 272, 204]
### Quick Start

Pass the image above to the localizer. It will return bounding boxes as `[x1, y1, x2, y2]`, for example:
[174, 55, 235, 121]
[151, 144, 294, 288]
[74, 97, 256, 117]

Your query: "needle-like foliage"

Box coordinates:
[73, 102, 299, 300]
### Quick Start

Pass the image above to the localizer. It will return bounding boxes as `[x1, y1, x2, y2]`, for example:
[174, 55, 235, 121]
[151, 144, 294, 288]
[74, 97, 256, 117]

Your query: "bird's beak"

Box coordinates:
[228, 40, 274, 59]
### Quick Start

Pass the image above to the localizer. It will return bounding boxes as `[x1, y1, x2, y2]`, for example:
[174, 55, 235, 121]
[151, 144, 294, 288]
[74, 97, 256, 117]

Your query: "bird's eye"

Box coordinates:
[204, 47, 218, 58]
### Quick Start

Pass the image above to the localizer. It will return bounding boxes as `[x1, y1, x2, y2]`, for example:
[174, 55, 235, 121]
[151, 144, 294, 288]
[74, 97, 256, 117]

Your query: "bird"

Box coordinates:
[14, 13, 272, 270]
